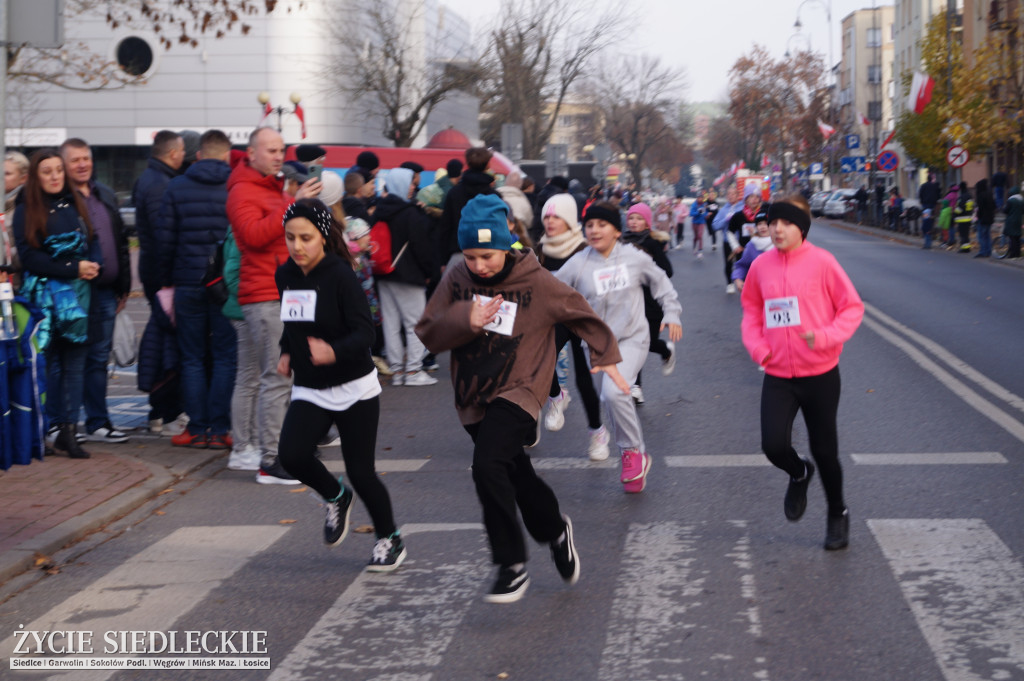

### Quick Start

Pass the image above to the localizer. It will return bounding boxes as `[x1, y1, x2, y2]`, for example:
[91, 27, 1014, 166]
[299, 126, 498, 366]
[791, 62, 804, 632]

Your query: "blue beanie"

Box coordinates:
[385, 167, 414, 201]
[458, 195, 517, 251]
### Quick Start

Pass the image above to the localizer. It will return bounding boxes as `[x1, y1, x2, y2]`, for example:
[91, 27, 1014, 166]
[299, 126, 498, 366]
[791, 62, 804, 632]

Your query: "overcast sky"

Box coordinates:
[443, 0, 895, 104]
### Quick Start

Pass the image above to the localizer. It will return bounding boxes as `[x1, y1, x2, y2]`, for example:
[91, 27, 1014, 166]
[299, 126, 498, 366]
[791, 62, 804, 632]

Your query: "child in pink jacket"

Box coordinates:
[740, 194, 863, 551]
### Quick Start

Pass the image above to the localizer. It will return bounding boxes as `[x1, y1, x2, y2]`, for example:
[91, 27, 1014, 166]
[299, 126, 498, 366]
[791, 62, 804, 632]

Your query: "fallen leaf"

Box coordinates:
[354, 525, 375, 534]
[279, 519, 298, 525]
[866, 389, 875, 393]
[33, 552, 51, 567]
[289, 487, 309, 493]
[155, 510, 165, 515]
[498, 673, 509, 680]
[45, 567, 61, 575]
[157, 488, 175, 496]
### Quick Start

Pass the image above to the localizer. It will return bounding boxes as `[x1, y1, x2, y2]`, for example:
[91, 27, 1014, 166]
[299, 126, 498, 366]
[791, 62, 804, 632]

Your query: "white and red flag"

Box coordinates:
[857, 110, 871, 126]
[295, 102, 307, 139]
[817, 119, 836, 139]
[258, 101, 273, 127]
[909, 71, 935, 114]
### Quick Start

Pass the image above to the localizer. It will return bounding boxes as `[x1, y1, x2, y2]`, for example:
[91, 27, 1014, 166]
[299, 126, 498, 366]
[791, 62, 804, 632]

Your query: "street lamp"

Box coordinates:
[257, 91, 303, 133]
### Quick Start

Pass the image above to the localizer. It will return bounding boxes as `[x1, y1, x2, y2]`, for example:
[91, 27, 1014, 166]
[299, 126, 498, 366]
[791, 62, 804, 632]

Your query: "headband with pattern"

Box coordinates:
[283, 200, 334, 241]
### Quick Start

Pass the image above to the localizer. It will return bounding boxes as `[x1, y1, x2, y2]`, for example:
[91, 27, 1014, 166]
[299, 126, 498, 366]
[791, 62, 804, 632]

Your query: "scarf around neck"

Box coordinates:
[541, 228, 585, 260]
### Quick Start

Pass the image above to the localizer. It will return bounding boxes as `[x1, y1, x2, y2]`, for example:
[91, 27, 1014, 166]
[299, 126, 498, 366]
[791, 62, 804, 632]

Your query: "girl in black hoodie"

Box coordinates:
[275, 199, 406, 572]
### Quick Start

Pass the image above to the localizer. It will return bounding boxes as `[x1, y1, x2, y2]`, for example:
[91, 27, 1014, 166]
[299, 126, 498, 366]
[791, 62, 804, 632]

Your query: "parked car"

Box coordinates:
[809, 190, 832, 216]
[823, 189, 857, 219]
[115, 191, 136, 237]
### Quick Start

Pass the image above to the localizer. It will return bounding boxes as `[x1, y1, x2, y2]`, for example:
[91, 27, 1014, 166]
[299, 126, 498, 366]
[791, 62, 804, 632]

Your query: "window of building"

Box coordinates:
[115, 37, 154, 76]
[868, 101, 882, 120]
[868, 65, 882, 83]
[866, 28, 882, 47]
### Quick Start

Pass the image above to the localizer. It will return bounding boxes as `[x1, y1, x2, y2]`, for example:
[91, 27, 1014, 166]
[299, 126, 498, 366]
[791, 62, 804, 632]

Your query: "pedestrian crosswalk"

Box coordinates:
[5, 519, 1022, 679]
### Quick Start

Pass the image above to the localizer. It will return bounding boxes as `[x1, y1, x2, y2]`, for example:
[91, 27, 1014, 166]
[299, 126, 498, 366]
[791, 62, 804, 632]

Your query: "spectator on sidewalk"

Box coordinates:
[438, 148, 497, 269]
[918, 173, 940, 214]
[853, 185, 869, 225]
[3, 151, 29, 284]
[974, 178, 996, 258]
[1003, 187, 1022, 259]
[61, 138, 132, 444]
[227, 127, 322, 484]
[342, 169, 374, 224]
[374, 167, 438, 386]
[13, 149, 99, 459]
[132, 130, 186, 434]
[157, 130, 237, 450]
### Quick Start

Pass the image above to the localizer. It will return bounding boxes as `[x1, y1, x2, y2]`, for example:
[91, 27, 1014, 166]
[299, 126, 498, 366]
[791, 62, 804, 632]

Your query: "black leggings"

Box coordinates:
[466, 399, 564, 566]
[278, 396, 397, 538]
[760, 367, 846, 516]
[548, 325, 603, 429]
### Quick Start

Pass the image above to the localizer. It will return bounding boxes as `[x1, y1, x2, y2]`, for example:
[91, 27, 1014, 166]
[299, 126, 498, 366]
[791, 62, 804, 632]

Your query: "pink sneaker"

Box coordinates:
[621, 450, 651, 493]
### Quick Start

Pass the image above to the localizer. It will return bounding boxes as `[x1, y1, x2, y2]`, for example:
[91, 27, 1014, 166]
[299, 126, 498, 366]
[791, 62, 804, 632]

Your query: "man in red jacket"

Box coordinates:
[227, 127, 321, 484]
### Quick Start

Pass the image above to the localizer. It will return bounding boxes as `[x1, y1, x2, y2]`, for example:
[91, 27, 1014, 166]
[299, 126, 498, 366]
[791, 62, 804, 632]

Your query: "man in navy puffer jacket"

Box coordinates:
[156, 130, 237, 450]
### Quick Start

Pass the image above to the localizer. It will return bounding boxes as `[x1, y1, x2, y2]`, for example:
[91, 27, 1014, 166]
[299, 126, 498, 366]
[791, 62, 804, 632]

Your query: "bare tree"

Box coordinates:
[479, 0, 620, 159]
[593, 54, 690, 190]
[322, 0, 482, 147]
[7, 0, 286, 90]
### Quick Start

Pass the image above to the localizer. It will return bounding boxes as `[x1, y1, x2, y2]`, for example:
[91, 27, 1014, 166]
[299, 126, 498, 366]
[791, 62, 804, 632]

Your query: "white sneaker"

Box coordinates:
[404, 371, 438, 386]
[372, 356, 393, 376]
[588, 426, 610, 461]
[726, 283, 737, 294]
[85, 423, 129, 443]
[662, 341, 676, 376]
[697, 252, 704, 260]
[227, 445, 262, 471]
[630, 385, 645, 404]
[392, 372, 405, 386]
[148, 418, 163, 434]
[543, 389, 571, 431]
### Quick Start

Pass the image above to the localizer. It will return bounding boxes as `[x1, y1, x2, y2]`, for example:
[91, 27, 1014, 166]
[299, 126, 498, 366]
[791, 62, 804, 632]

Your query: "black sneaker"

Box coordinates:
[255, 458, 301, 486]
[85, 422, 129, 443]
[366, 534, 407, 572]
[323, 486, 353, 546]
[824, 509, 850, 551]
[550, 515, 580, 585]
[484, 566, 530, 604]
[784, 458, 815, 521]
[422, 353, 438, 372]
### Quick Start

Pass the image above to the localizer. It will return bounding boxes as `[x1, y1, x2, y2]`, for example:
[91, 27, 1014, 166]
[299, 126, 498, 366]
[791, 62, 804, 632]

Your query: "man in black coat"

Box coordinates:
[436, 147, 496, 269]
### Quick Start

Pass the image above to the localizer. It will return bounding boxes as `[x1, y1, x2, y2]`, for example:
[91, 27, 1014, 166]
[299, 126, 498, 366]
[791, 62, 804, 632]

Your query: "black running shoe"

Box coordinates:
[323, 487, 353, 546]
[367, 534, 407, 572]
[824, 509, 850, 551]
[784, 458, 815, 521]
[483, 566, 530, 604]
[550, 515, 580, 585]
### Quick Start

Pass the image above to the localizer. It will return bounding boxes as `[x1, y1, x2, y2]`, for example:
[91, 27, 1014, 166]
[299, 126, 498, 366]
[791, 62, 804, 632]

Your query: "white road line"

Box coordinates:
[851, 452, 1007, 465]
[862, 310, 1024, 445]
[864, 303, 1024, 416]
[324, 459, 430, 473]
[268, 523, 485, 681]
[666, 455, 770, 467]
[2, 526, 289, 679]
[869, 519, 1024, 681]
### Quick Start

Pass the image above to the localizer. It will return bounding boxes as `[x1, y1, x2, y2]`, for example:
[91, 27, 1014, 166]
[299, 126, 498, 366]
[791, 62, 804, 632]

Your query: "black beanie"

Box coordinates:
[766, 202, 811, 237]
[582, 204, 622, 231]
[446, 159, 463, 178]
[356, 151, 380, 171]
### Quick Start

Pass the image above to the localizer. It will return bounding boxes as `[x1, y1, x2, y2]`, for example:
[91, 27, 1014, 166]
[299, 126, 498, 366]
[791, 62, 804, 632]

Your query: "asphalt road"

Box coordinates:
[2, 220, 1022, 681]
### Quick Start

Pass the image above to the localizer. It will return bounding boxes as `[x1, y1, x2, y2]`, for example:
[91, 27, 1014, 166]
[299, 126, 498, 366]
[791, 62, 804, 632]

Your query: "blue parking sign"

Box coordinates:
[846, 135, 860, 150]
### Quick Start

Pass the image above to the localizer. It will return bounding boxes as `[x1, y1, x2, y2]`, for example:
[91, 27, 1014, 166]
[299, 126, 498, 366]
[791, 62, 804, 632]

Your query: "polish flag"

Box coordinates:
[761, 153, 771, 169]
[294, 102, 307, 139]
[258, 101, 272, 127]
[909, 71, 935, 114]
[858, 110, 871, 126]
[817, 119, 836, 139]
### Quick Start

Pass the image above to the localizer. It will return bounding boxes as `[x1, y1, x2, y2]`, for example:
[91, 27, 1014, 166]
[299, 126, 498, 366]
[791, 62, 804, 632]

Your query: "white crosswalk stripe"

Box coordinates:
[869, 519, 1024, 680]
[1, 526, 288, 679]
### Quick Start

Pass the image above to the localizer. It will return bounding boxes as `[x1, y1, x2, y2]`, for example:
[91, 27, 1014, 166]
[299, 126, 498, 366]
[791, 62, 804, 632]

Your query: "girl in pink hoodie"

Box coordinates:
[740, 194, 863, 551]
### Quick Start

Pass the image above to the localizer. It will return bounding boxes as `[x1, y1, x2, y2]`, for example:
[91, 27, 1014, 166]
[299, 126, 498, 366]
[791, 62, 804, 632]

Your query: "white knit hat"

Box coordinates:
[319, 170, 343, 207]
[541, 193, 581, 234]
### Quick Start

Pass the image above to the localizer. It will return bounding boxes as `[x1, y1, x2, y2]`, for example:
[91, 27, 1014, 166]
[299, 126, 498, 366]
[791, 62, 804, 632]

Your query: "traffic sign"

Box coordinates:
[877, 150, 899, 173]
[809, 162, 824, 180]
[947, 145, 970, 168]
[840, 156, 866, 173]
[846, 135, 860, 150]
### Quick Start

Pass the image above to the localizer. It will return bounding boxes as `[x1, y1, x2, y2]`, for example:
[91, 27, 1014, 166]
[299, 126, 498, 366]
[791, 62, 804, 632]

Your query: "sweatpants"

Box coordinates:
[594, 338, 648, 452]
[230, 318, 260, 452]
[377, 279, 428, 374]
[278, 397, 397, 538]
[466, 399, 565, 567]
[241, 301, 292, 458]
[760, 367, 846, 516]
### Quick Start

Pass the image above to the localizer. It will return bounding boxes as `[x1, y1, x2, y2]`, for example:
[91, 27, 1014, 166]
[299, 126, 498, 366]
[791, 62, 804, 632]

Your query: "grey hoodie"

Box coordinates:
[555, 241, 681, 347]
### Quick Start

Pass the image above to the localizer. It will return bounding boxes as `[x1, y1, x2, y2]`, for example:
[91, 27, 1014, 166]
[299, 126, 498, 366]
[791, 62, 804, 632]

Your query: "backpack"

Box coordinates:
[200, 238, 229, 306]
[368, 220, 408, 275]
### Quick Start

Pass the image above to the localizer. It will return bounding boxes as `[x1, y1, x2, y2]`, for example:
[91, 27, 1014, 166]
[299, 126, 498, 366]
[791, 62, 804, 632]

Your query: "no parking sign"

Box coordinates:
[876, 150, 899, 173]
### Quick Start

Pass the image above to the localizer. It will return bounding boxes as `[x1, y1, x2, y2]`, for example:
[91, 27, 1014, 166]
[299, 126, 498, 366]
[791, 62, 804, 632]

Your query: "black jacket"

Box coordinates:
[373, 194, 437, 287]
[155, 159, 231, 288]
[133, 158, 180, 298]
[91, 181, 132, 297]
[275, 252, 375, 390]
[437, 170, 496, 261]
